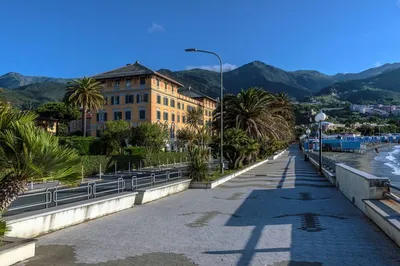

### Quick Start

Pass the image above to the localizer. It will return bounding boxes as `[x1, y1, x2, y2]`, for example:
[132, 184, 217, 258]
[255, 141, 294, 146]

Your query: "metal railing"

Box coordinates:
[131, 170, 183, 191]
[54, 183, 92, 206]
[384, 182, 400, 203]
[307, 152, 338, 173]
[8, 188, 52, 212]
[93, 178, 125, 197]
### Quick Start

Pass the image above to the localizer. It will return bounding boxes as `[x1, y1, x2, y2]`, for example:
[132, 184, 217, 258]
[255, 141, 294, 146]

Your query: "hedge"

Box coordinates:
[60, 137, 104, 155]
[80, 152, 187, 176]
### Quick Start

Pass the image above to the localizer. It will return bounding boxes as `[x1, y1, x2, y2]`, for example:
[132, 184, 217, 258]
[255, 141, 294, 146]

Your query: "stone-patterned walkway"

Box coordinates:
[19, 147, 400, 266]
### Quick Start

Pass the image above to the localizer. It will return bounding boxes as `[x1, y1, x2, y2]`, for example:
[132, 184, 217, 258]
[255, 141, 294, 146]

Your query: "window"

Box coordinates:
[139, 109, 146, 120]
[182, 103, 185, 110]
[178, 114, 180, 123]
[177, 102, 181, 109]
[157, 95, 161, 104]
[116, 96, 120, 104]
[182, 116, 186, 123]
[105, 97, 108, 105]
[172, 113, 175, 122]
[104, 113, 108, 121]
[126, 79, 131, 88]
[163, 97, 168, 106]
[111, 96, 114, 105]
[165, 83, 168, 91]
[140, 77, 145, 85]
[156, 79, 160, 87]
[125, 95, 134, 104]
[125, 111, 131, 120]
[96, 113, 99, 122]
[136, 93, 148, 103]
[114, 111, 122, 120]
[163, 112, 168, 121]
[157, 110, 161, 120]
[170, 99, 175, 108]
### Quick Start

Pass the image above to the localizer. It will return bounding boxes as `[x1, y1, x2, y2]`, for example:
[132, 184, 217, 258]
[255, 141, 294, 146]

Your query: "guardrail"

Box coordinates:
[8, 170, 186, 214]
[131, 170, 183, 191]
[384, 182, 400, 203]
[8, 188, 52, 212]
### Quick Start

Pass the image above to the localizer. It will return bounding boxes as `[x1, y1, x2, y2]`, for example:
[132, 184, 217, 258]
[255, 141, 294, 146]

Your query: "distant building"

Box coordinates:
[69, 113, 92, 134]
[90, 61, 218, 150]
[36, 118, 58, 135]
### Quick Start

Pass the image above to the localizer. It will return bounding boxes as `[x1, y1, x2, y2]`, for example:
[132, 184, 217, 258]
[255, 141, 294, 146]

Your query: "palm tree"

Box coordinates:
[186, 107, 204, 133]
[214, 87, 293, 141]
[63, 77, 104, 137]
[0, 105, 81, 211]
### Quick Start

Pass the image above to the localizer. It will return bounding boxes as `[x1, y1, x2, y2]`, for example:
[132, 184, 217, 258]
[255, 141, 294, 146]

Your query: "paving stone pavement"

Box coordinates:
[19, 147, 400, 266]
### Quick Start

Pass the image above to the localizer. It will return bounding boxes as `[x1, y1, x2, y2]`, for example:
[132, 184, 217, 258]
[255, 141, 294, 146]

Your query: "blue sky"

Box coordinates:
[1, 0, 400, 77]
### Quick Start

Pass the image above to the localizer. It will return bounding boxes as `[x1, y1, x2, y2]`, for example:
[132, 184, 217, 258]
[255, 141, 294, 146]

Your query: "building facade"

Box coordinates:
[90, 61, 218, 150]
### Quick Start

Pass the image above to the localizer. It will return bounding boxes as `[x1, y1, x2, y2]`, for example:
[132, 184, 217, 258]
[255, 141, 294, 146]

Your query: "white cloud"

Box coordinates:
[148, 23, 164, 33]
[375, 61, 382, 67]
[186, 63, 238, 72]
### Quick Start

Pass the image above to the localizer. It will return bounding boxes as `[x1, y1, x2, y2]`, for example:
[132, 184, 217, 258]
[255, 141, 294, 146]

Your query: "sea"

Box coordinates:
[324, 144, 400, 187]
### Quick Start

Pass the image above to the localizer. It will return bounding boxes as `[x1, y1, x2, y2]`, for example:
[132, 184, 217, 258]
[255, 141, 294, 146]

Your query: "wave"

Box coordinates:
[384, 162, 400, 175]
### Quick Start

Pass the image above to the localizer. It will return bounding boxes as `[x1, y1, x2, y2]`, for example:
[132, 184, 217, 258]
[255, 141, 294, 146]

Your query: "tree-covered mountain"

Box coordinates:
[2, 60, 400, 108]
[318, 67, 400, 104]
[0, 72, 70, 89]
[1, 82, 67, 109]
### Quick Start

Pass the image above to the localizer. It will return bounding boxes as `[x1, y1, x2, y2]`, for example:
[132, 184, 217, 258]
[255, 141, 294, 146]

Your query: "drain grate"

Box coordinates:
[281, 192, 330, 201]
[273, 213, 347, 232]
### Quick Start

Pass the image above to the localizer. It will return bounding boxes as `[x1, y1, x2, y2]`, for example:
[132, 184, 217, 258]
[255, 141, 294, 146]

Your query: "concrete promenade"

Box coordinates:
[20, 147, 400, 266]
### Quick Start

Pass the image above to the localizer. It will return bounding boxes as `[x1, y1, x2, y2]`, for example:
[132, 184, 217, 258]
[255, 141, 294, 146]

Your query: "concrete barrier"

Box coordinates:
[190, 158, 270, 189]
[135, 179, 191, 205]
[336, 163, 389, 214]
[0, 237, 36, 266]
[5, 192, 138, 238]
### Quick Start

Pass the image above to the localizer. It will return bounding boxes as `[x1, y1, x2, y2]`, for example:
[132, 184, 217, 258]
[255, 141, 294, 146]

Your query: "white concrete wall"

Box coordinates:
[0, 237, 36, 266]
[336, 163, 389, 214]
[135, 180, 191, 204]
[364, 200, 400, 247]
[6, 192, 137, 238]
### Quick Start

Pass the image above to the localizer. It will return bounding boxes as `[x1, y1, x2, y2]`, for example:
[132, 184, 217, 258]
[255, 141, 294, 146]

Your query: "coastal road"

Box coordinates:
[20, 146, 400, 266]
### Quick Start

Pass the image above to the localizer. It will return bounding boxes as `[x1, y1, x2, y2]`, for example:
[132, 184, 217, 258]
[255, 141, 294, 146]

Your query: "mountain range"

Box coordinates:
[2, 61, 400, 108]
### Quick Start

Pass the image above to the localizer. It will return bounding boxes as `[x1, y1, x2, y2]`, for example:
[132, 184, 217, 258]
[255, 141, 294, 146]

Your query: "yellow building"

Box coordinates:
[91, 61, 218, 150]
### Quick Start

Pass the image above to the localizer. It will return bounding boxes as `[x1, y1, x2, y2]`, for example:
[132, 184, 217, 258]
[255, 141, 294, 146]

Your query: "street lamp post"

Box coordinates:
[315, 111, 327, 174]
[305, 128, 311, 161]
[185, 48, 224, 174]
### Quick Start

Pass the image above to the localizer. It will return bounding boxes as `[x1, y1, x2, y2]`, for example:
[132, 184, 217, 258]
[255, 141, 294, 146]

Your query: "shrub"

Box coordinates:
[0, 214, 9, 242]
[60, 137, 104, 155]
[187, 144, 210, 182]
[124, 146, 145, 155]
[81, 155, 111, 176]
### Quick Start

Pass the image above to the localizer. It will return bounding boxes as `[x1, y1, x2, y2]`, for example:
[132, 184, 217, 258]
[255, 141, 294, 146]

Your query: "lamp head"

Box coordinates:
[315, 111, 327, 122]
[185, 48, 197, 52]
[306, 128, 311, 135]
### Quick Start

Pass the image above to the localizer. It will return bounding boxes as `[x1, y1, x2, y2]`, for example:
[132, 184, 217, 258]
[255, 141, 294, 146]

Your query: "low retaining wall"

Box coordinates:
[308, 156, 336, 184]
[190, 158, 270, 189]
[135, 179, 191, 205]
[271, 149, 286, 160]
[0, 237, 36, 266]
[336, 163, 389, 214]
[5, 192, 137, 238]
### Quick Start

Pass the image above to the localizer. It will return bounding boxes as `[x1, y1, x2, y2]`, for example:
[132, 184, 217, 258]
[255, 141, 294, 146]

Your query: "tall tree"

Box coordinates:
[36, 102, 80, 135]
[101, 120, 132, 155]
[214, 87, 293, 141]
[63, 77, 104, 137]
